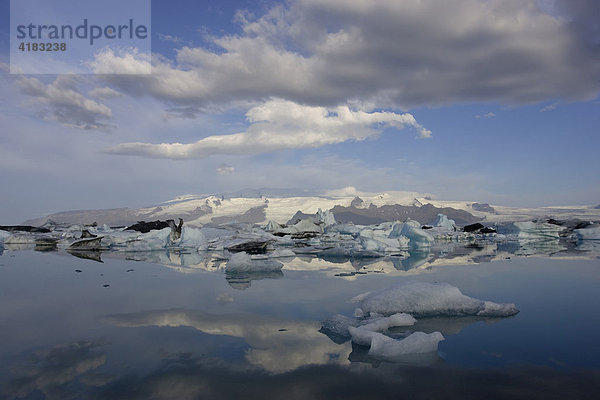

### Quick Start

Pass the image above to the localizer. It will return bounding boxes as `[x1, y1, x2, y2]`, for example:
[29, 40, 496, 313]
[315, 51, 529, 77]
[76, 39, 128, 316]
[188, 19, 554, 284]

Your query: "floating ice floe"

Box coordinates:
[368, 331, 445, 357]
[316, 208, 336, 227]
[574, 224, 600, 240]
[321, 313, 416, 339]
[389, 220, 434, 248]
[514, 221, 564, 241]
[226, 252, 284, 272]
[352, 281, 519, 317]
[434, 214, 456, 232]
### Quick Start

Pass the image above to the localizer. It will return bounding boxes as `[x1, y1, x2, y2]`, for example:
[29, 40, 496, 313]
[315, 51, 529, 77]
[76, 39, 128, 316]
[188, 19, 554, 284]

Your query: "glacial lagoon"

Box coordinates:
[1, 245, 599, 399]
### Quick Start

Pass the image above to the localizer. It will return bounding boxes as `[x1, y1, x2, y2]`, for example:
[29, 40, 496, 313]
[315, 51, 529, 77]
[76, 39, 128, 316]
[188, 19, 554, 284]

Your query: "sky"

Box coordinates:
[0, 0, 599, 223]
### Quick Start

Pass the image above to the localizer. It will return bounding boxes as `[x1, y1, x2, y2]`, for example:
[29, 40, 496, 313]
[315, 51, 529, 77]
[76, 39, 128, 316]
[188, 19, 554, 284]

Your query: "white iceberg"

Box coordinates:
[316, 208, 336, 227]
[434, 214, 456, 232]
[389, 220, 434, 248]
[369, 331, 445, 357]
[226, 252, 284, 272]
[348, 326, 385, 346]
[352, 281, 518, 317]
[360, 313, 416, 331]
[359, 226, 409, 252]
[177, 226, 208, 250]
[574, 224, 600, 240]
[514, 221, 564, 240]
[322, 312, 415, 339]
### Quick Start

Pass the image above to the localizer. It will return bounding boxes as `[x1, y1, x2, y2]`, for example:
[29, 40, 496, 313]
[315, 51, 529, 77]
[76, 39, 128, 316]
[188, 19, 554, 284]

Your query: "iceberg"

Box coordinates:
[574, 224, 600, 240]
[348, 326, 385, 346]
[360, 313, 416, 331]
[434, 214, 456, 232]
[368, 331, 444, 357]
[359, 226, 409, 252]
[316, 208, 336, 227]
[321, 312, 415, 340]
[514, 221, 564, 240]
[226, 252, 284, 272]
[389, 220, 434, 248]
[352, 281, 518, 317]
[321, 314, 360, 339]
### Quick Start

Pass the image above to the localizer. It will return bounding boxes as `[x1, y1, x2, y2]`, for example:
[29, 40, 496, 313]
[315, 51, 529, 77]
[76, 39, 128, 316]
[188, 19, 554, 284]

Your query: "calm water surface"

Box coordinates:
[0, 250, 599, 399]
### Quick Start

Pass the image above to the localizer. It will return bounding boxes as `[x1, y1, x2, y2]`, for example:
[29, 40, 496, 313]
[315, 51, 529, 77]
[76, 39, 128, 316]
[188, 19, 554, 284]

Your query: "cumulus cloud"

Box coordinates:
[86, 48, 151, 75]
[106, 99, 431, 159]
[158, 33, 184, 44]
[91, 0, 600, 113]
[476, 112, 496, 119]
[88, 86, 121, 99]
[15, 76, 113, 130]
[217, 164, 236, 175]
[540, 103, 558, 112]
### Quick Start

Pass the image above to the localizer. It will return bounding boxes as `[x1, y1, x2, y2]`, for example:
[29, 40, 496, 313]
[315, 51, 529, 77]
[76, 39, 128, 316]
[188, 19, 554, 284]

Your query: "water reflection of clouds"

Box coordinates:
[14, 356, 595, 400]
[102, 309, 352, 374]
[4, 340, 111, 400]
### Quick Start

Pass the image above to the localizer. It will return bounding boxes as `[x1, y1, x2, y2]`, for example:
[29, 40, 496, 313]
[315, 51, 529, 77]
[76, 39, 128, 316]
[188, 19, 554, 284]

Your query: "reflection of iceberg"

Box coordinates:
[224, 252, 285, 289]
[514, 221, 566, 255]
[67, 249, 104, 262]
[348, 341, 444, 366]
[103, 309, 351, 374]
[399, 249, 431, 270]
[352, 282, 518, 317]
[226, 270, 284, 290]
[226, 252, 283, 272]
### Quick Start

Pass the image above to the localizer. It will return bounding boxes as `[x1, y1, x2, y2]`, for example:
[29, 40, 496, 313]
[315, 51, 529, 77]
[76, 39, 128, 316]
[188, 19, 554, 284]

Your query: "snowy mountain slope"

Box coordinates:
[22, 187, 600, 227]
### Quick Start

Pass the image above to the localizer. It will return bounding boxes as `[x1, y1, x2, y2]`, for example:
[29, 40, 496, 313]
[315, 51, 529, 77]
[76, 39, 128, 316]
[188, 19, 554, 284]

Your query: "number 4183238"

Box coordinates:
[18, 42, 67, 51]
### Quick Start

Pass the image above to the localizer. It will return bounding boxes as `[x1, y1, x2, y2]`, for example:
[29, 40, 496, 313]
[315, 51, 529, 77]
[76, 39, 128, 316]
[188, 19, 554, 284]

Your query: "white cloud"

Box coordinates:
[476, 112, 497, 118]
[217, 164, 235, 175]
[540, 103, 558, 112]
[15, 75, 113, 130]
[88, 87, 121, 99]
[86, 48, 151, 75]
[158, 33, 184, 44]
[106, 99, 431, 159]
[92, 0, 600, 113]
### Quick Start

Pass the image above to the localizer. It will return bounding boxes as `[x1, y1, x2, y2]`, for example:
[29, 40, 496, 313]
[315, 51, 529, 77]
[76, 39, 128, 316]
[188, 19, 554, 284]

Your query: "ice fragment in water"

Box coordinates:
[368, 331, 445, 357]
[352, 281, 518, 317]
[226, 252, 283, 272]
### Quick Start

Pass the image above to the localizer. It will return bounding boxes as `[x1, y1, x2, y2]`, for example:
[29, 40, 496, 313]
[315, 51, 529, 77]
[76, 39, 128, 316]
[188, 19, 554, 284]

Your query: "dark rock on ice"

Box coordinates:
[167, 218, 184, 241]
[0, 225, 51, 233]
[479, 227, 497, 234]
[226, 240, 271, 254]
[67, 250, 103, 263]
[463, 223, 485, 233]
[80, 229, 97, 238]
[68, 236, 103, 250]
[291, 231, 320, 239]
[126, 220, 172, 233]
